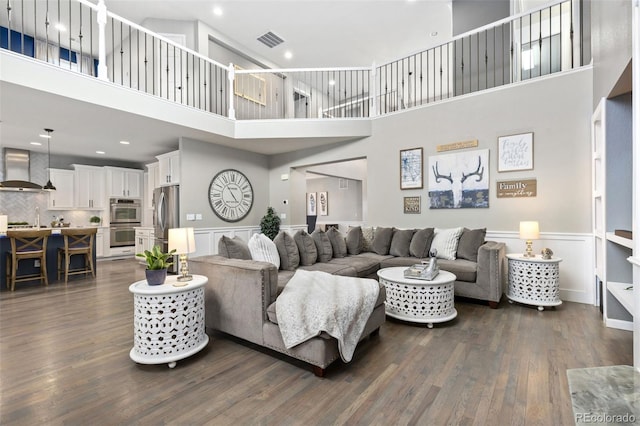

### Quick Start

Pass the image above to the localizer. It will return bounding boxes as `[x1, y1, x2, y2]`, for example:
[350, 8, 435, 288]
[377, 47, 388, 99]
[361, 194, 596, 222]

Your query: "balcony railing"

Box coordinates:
[0, 0, 586, 121]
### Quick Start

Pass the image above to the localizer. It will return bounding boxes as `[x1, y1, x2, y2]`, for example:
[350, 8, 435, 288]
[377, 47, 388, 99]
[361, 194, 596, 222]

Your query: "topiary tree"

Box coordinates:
[260, 207, 281, 240]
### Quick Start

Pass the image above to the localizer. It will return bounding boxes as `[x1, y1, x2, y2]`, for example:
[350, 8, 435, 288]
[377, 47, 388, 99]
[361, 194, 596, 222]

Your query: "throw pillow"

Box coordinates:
[409, 228, 435, 258]
[456, 228, 487, 262]
[327, 227, 347, 258]
[389, 229, 415, 257]
[274, 231, 300, 271]
[361, 226, 375, 252]
[430, 227, 464, 260]
[218, 235, 251, 260]
[372, 226, 394, 255]
[311, 229, 333, 262]
[346, 226, 364, 255]
[294, 230, 318, 266]
[248, 233, 280, 269]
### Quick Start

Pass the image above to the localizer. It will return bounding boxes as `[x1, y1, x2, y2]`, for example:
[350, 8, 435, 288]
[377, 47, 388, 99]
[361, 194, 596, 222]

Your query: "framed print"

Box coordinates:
[498, 132, 534, 172]
[318, 192, 328, 216]
[400, 147, 423, 189]
[428, 149, 489, 209]
[403, 196, 421, 214]
[307, 192, 317, 216]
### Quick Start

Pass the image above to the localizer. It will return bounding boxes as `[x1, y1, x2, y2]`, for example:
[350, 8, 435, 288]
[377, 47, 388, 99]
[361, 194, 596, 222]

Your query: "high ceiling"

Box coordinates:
[1, 0, 455, 165]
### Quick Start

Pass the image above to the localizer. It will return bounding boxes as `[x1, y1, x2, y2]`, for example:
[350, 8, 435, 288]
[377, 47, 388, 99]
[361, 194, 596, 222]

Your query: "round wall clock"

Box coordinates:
[208, 169, 254, 222]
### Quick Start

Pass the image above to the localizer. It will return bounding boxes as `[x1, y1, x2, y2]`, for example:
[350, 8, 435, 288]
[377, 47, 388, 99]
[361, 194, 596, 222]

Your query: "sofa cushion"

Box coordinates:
[361, 227, 375, 252]
[294, 230, 318, 266]
[437, 259, 477, 282]
[248, 233, 280, 269]
[330, 255, 381, 278]
[346, 226, 364, 255]
[274, 231, 300, 271]
[431, 227, 464, 260]
[311, 229, 333, 262]
[389, 229, 415, 257]
[327, 227, 348, 258]
[372, 227, 394, 255]
[409, 228, 435, 258]
[217, 235, 252, 260]
[456, 228, 486, 262]
[298, 262, 357, 277]
[379, 256, 421, 269]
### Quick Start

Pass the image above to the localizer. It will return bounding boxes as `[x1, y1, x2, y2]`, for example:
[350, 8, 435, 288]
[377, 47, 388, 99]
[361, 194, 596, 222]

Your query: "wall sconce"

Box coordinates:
[519, 221, 539, 258]
[168, 227, 196, 284]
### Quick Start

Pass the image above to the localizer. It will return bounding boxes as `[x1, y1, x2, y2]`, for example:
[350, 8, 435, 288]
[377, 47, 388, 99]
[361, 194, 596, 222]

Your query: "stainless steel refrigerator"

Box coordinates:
[153, 185, 179, 272]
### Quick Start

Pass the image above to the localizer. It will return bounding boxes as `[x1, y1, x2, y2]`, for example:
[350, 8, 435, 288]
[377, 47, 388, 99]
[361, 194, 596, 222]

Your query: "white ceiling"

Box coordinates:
[1, 0, 454, 165]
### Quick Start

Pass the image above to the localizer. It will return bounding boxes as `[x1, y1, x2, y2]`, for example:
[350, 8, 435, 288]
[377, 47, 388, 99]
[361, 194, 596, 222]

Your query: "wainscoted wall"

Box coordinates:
[487, 231, 595, 305]
[192, 225, 594, 306]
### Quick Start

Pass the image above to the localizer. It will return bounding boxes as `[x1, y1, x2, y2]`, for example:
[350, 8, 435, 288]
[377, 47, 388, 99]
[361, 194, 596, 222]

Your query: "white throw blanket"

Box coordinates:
[276, 269, 380, 362]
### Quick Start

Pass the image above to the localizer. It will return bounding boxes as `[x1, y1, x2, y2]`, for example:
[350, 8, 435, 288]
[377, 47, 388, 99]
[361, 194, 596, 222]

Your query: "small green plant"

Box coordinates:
[136, 245, 176, 270]
[260, 206, 281, 240]
[89, 216, 101, 224]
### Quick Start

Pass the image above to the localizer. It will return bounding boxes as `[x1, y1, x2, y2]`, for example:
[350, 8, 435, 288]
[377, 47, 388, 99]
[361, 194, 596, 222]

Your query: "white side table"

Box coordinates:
[129, 274, 209, 368]
[377, 267, 457, 328]
[506, 254, 562, 311]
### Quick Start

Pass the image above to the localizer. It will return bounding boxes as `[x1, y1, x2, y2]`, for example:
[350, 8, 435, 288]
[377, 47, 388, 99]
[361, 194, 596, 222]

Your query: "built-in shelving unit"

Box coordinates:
[592, 95, 634, 331]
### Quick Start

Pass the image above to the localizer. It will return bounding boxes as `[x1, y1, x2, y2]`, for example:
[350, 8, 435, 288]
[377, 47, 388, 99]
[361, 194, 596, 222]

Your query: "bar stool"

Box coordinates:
[57, 228, 97, 284]
[5, 229, 51, 291]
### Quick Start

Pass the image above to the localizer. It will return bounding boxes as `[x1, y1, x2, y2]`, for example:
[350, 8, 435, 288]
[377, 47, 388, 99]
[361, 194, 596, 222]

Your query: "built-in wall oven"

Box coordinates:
[110, 198, 141, 247]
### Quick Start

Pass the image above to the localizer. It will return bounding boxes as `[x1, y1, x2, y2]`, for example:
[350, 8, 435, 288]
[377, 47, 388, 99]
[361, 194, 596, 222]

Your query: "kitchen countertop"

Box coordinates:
[1, 226, 104, 237]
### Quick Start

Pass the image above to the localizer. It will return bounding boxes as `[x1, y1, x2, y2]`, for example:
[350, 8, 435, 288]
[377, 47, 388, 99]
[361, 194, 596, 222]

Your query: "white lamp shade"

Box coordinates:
[519, 221, 540, 240]
[168, 227, 196, 254]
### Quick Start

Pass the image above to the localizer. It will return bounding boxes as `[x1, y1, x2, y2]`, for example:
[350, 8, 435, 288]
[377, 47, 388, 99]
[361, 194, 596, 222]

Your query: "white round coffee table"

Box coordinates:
[377, 267, 457, 328]
[129, 274, 209, 368]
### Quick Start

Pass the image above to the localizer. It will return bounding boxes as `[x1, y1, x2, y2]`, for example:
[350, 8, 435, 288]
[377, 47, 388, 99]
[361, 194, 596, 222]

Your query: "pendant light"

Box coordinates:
[43, 128, 56, 191]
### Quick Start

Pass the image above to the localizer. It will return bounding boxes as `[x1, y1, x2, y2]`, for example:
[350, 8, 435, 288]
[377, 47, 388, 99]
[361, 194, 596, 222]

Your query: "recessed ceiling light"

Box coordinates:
[30, 142, 42, 146]
[39, 133, 51, 139]
[213, 6, 223, 16]
[54, 23, 66, 32]
[96, 150, 106, 155]
[284, 50, 293, 60]
[119, 140, 130, 145]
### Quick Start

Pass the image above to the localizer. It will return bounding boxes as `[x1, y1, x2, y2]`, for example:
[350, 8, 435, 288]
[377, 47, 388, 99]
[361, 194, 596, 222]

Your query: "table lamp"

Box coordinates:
[519, 221, 539, 258]
[168, 227, 196, 283]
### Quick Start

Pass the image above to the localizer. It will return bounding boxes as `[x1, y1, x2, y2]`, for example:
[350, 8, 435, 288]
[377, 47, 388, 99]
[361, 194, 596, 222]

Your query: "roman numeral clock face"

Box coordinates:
[208, 169, 254, 222]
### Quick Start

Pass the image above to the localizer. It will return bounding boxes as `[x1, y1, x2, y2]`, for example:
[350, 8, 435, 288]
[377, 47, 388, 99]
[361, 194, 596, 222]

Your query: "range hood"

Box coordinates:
[0, 148, 43, 192]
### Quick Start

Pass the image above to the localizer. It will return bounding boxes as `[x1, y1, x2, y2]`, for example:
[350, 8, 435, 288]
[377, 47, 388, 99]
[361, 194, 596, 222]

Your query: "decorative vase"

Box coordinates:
[145, 268, 167, 286]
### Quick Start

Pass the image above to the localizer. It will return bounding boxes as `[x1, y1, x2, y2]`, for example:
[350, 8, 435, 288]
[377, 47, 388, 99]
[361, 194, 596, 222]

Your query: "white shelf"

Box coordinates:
[608, 281, 634, 315]
[606, 232, 633, 249]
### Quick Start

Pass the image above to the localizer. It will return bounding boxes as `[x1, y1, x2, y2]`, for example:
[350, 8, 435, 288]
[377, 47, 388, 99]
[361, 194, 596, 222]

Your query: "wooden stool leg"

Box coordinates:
[42, 254, 48, 286]
[65, 252, 70, 285]
[10, 259, 17, 291]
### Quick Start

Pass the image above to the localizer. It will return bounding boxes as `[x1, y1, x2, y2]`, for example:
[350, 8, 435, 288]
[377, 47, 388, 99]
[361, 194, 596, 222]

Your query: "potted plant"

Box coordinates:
[136, 245, 176, 285]
[89, 216, 101, 226]
[260, 206, 281, 240]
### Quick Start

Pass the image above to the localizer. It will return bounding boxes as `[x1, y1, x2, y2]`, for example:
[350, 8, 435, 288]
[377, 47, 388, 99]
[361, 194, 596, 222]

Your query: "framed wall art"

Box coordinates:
[498, 132, 534, 172]
[319, 192, 328, 216]
[400, 147, 423, 189]
[428, 149, 489, 209]
[307, 192, 317, 216]
[403, 196, 421, 214]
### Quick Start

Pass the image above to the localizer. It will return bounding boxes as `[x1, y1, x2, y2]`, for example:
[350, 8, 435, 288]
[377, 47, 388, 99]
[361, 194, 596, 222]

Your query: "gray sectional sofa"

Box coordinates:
[189, 226, 506, 376]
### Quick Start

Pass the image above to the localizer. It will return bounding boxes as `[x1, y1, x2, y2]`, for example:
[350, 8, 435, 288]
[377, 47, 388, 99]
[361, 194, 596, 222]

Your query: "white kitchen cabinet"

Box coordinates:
[105, 167, 143, 198]
[156, 150, 180, 186]
[47, 169, 75, 210]
[135, 227, 155, 263]
[95, 227, 105, 258]
[145, 162, 159, 209]
[73, 164, 105, 209]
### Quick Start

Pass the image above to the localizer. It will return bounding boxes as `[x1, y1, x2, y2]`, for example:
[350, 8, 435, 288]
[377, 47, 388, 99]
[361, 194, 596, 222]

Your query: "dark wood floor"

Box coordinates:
[0, 258, 632, 425]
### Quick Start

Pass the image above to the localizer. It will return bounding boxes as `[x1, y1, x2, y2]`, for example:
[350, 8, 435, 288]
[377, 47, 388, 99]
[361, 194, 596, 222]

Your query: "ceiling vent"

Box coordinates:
[257, 31, 284, 48]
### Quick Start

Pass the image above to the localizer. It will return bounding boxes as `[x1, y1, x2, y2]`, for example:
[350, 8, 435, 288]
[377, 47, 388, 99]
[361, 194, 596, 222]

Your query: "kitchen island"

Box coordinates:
[0, 227, 98, 291]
